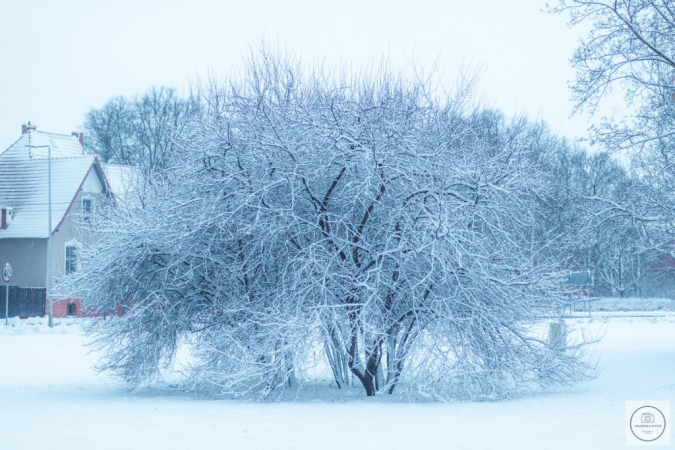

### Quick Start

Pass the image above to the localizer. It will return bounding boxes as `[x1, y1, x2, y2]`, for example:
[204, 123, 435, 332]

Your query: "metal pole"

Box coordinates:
[47, 145, 53, 328]
[24, 144, 54, 327]
[4, 284, 7, 326]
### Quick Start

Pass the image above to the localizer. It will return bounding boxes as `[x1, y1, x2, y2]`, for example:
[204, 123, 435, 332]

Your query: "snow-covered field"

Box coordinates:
[1, 316, 674, 449]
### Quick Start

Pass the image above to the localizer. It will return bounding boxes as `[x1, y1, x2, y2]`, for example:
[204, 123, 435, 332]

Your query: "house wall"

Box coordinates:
[51, 168, 105, 299]
[0, 238, 47, 287]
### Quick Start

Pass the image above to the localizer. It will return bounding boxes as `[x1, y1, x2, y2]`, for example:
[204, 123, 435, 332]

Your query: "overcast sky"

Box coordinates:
[0, 0, 596, 149]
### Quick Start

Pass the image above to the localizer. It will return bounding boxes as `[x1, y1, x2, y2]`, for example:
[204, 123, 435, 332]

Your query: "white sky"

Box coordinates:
[0, 0, 597, 149]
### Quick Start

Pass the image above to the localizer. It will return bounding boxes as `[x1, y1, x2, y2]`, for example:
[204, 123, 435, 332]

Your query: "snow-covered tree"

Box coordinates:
[64, 49, 595, 400]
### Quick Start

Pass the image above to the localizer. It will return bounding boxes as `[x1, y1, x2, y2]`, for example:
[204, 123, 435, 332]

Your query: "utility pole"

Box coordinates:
[25, 144, 53, 327]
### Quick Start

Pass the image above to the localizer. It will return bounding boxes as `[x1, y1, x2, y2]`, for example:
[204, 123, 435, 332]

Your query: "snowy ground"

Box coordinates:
[1, 316, 674, 449]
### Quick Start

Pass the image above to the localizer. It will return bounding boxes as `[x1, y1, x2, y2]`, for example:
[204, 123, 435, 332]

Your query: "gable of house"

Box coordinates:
[0, 130, 110, 239]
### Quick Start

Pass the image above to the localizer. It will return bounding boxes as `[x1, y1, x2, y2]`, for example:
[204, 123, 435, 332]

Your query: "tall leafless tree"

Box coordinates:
[84, 86, 200, 170]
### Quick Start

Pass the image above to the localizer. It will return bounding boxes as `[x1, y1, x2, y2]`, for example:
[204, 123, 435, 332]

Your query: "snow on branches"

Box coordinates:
[62, 49, 595, 400]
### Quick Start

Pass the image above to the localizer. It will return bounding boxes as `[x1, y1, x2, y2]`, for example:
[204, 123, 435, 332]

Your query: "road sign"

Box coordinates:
[2, 263, 10, 284]
[3, 263, 9, 325]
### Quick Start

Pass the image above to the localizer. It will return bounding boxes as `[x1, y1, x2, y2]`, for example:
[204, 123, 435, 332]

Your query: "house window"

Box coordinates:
[66, 245, 79, 274]
[82, 198, 93, 222]
[67, 302, 77, 317]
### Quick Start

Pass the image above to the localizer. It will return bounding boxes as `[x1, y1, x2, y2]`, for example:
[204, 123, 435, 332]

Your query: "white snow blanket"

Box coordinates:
[0, 316, 673, 449]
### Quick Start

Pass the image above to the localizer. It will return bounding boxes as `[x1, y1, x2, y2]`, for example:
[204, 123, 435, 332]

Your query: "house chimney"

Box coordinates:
[22, 122, 36, 135]
[72, 131, 84, 146]
[1, 207, 13, 229]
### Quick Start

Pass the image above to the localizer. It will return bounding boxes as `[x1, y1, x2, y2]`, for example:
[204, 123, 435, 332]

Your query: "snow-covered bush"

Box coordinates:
[62, 48, 595, 400]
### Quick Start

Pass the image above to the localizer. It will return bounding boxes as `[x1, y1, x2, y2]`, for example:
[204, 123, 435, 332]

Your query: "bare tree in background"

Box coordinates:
[84, 86, 199, 170]
[550, 0, 675, 236]
[550, 1, 675, 114]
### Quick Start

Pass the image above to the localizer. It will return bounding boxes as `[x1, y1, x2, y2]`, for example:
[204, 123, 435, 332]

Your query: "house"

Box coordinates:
[0, 124, 113, 318]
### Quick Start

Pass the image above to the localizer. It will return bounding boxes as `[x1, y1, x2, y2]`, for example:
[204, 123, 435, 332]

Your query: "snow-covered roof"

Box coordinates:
[102, 163, 139, 201]
[0, 130, 86, 160]
[0, 131, 107, 238]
